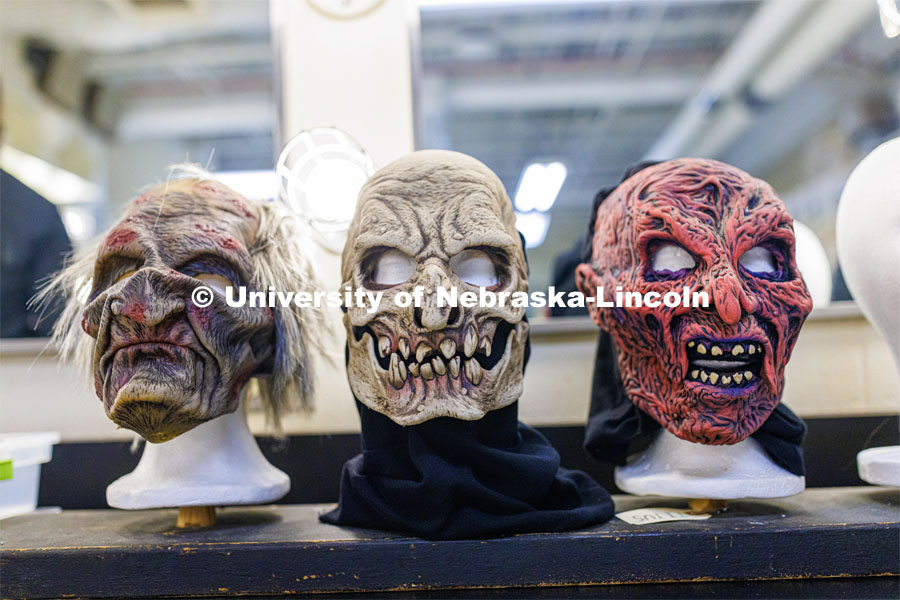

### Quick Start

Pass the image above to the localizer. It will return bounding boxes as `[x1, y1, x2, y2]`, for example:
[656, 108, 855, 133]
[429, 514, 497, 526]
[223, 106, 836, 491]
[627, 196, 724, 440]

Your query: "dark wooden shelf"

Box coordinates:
[2, 487, 898, 598]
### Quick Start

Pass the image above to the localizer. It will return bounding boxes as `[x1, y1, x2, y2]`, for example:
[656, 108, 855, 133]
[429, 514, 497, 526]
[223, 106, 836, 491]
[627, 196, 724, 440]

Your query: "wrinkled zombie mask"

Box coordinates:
[43, 177, 318, 442]
[576, 159, 812, 445]
[343, 150, 529, 425]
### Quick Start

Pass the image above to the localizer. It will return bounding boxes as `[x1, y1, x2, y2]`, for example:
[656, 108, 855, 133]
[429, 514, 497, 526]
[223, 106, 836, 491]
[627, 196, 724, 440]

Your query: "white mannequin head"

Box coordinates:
[836, 137, 900, 373]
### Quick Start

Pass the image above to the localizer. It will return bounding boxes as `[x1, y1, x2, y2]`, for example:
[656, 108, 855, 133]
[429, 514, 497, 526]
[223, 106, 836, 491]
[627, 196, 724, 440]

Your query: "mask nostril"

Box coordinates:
[447, 306, 461, 327]
[413, 307, 424, 329]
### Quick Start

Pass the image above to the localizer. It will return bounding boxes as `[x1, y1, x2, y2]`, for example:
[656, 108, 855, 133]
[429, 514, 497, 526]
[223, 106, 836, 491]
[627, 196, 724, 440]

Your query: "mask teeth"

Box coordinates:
[440, 338, 456, 360]
[687, 339, 764, 357]
[449, 356, 460, 378]
[431, 356, 446, 376]
[399, 331, 485, 386]
[398, 337, 410, 359]
[388, 352, 407, 389]
[464, 325, 477, 357]
[689, 368, 754, 388]
[464, 358, 483, 385]
[378, 336, 391, 359]
[415, 343, 432, 364]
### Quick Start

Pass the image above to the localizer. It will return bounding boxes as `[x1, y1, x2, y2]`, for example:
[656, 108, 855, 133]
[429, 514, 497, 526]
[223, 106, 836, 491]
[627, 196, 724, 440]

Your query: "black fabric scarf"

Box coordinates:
[322, 398, 615, 539]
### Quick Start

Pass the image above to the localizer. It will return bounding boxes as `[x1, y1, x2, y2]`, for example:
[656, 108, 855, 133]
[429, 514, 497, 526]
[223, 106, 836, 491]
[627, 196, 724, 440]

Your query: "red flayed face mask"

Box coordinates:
[576, 159, 812, 444]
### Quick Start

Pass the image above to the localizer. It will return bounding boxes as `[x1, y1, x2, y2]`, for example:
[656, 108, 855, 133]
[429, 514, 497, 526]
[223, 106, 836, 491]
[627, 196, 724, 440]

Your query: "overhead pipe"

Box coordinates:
[691, 0, 878, 158]
[645, 0, 810, 160]
[647, 0, 878, 161]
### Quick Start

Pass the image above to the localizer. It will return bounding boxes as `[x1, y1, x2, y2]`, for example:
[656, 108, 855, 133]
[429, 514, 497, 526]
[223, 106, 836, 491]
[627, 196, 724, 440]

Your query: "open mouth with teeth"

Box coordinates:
[353, 319, 515, 390]
[685, 338, 764, 390]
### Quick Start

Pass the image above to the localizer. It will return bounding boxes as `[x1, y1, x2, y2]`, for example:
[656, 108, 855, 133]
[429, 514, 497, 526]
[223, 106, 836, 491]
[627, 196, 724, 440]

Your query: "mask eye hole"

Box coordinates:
[649, 242, 696, 279]
[195, 273, 233, 295]
[739, 245, 783, 279]
[370, 249, 416, 286]
[115, 269, 136, 284]
[450, 248, 499, 287]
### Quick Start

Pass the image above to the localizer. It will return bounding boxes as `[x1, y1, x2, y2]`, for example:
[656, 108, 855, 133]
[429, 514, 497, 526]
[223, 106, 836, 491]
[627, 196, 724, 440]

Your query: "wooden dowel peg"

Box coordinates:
[177, 506, 216, 528]
[687, 498, 728, 514]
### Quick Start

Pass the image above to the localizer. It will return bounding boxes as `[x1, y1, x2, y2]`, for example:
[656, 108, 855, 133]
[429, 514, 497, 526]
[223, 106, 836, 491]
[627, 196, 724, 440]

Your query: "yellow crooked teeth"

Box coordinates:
[416, 344, 432, 363]
[711, 346, 723, 356]
[697, 344, 707, 355]
[464, 325, 477, 357]
[732, 345, 744, 355]
[421, 362, 434, 380]
[464, 358, 483, 385]
[378, 336, 391, 358]
[440, 338, 456, 359]
[734, 373, 743, 384]
[432, 357, 446, 376]
[388, 353, 406, 389]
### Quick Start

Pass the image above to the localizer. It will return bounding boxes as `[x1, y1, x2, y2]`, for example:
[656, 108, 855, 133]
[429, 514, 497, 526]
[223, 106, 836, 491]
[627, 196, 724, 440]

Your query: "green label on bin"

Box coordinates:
[0, 460, 12, 480]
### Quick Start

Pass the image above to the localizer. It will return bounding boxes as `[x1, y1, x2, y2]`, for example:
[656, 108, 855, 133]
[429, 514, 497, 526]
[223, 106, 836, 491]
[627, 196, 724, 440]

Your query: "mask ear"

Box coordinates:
[575, 262, 604, 325]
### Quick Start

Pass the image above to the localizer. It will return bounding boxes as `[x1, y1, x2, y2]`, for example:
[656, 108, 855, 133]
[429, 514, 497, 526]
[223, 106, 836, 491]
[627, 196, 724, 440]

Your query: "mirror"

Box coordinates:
[416, 0, 899, 317]
[1, 0, 276, 338]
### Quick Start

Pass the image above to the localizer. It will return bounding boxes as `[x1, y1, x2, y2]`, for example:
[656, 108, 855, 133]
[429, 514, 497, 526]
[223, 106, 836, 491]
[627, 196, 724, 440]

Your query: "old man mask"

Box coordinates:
[43, 177, 318, 442]
[342, 149, 529, 425]
[576, 159, 812, 445]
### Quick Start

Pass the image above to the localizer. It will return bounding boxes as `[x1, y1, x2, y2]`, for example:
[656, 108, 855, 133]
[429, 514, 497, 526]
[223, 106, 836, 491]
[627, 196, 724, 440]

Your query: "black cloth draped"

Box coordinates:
[583, 331, 806, 476]
[321, 400, 615, 539]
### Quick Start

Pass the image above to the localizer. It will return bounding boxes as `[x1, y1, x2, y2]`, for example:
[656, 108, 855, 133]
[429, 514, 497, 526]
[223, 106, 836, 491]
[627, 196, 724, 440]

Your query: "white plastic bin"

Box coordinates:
[0, 431, 61, 520]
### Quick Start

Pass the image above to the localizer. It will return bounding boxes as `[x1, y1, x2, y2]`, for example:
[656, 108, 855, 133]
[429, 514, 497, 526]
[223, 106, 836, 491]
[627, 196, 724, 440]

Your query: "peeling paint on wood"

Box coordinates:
[1, 488, 897, 598]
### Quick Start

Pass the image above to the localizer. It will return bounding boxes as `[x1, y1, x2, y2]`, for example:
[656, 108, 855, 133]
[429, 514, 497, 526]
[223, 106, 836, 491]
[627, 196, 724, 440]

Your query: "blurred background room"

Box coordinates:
[1, 0, 898, 508]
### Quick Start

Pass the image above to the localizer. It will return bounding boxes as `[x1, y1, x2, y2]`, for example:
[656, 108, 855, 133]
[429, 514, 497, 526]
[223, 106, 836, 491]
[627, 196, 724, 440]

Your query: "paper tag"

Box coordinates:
[0, 460, 13, 481]
[616, 507, 712, 525]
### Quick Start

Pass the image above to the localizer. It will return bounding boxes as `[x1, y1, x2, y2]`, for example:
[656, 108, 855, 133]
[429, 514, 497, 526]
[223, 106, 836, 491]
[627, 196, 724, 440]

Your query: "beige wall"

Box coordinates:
[1, 305, 896, 443]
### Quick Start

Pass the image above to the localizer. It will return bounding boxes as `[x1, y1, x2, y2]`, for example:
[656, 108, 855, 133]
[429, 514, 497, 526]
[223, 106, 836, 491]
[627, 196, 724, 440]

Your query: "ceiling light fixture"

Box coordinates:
[878, 0, 900, 38]
[515, 210, 551, 249]
[513, 161, 567, 213]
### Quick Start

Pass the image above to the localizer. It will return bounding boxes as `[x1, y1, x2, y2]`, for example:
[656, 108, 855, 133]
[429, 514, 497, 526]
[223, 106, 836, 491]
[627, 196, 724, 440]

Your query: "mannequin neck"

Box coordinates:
[614, 428, 804, 499]
[107, 401, 289, 509]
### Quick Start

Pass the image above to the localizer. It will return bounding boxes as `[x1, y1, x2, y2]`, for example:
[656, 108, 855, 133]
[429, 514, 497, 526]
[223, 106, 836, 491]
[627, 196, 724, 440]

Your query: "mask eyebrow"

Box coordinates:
[354, 233, 421, 259]
[89, 252, 144, 298]
[445, 232, 517, 257]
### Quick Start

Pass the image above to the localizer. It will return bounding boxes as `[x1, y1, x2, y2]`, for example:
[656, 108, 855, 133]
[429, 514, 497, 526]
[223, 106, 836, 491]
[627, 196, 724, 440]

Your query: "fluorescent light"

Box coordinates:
[879, 0, 900, 38]
[515, 211, 551, 248]
[214, 170, 279, 201]
[59, 206, 96, 242]
[0, 145, 100, 205]
[513, 161, 567, 212]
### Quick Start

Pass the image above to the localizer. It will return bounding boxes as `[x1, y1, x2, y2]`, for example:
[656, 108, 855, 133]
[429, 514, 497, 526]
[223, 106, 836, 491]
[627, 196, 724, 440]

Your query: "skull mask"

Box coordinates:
[576, 159, 812, 445]
[45, 177, 319, 443]
[343, 150, 529, 425]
